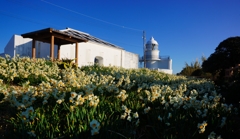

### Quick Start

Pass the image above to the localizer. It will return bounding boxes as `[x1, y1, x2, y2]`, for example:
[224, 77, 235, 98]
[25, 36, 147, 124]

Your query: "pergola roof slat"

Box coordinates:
[21, 28, 88, 45]
[21, 27, 86, 63]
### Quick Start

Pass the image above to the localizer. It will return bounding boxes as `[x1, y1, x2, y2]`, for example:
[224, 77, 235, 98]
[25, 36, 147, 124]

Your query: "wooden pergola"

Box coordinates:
[21, 28, 88, 64]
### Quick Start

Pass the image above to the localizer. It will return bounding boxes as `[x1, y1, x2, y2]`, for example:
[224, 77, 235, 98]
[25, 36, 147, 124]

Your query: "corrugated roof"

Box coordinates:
[61, 28, 123, 49]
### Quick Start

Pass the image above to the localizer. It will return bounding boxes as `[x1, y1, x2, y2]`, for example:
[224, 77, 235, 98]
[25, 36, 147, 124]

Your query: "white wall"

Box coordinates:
[62, 41, 139, 69]
[4, 35, 139, 69]
[75, 41, 123, 67]
[35, 42, 58, 59]
[158, 58, 171, 69]
[14, 35, 32, 57]
[143, 56, 173, 74]
[123, 51, 139, 69]
[146, 60, 159, 69]
[145, 50, 159, 60]
[59, 44, 75, 60]
[4, 35, 16, 57]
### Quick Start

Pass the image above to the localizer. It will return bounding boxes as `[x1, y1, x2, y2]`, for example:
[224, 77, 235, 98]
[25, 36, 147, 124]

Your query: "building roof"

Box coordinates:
[61, 28, 123, 49]
[21, 27, 123, 49]
[21, 28, 88, 45]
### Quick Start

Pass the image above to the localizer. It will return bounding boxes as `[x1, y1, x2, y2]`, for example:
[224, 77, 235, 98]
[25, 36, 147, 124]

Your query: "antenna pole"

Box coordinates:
[143, 31, 146, 68]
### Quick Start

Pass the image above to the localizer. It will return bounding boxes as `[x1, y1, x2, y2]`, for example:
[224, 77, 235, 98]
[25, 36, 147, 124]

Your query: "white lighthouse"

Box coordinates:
[140, 37, 173, 74]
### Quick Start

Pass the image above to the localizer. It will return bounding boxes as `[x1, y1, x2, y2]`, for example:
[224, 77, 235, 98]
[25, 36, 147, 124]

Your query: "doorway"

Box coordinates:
[94, 56, 103, 66]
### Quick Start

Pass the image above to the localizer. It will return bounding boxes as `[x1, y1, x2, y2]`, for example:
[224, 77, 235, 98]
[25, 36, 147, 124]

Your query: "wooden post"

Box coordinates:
[75, 42, 78, 65]
[50, 35, 54, 61]
[57, 45, 60, 60]
[32, 39, 36, 59]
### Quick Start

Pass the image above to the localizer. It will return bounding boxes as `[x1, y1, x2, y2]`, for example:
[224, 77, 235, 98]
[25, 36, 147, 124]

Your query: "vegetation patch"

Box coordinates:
[0, 56, 239, 139]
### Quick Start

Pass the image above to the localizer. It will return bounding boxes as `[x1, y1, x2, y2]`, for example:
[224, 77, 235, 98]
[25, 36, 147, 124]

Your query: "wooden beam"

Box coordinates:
[57, 45, 60, 60]
[75, 42, 78, 65]
[52, 32, 87, 43]
[32, 39, 36, 59]
[21, 28, 52, 38]
[50, 35, 54, 61]
[30, 33, 51, 40]
[32, 33, 86, 45]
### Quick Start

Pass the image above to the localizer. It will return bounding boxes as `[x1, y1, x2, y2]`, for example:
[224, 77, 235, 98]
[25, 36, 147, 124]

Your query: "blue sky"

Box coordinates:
[0, 0, 240, 74]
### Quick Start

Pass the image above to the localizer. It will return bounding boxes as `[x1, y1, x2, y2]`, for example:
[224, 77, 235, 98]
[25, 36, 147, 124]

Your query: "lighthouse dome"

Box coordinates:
[146, 37, 158, 50]
[147, 37, 158, 45]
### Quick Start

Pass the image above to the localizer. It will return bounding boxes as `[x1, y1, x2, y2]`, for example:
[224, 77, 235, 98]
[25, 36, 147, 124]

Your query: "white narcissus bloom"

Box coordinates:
[121, 105, 127, 111]
[27, 130, 36, 137]
[90, 119, 100, 129]
[91, 128, 99, 136]
[88, 97, 94, 104]
[164, 102, 169, 108]
[57, 80, 65, 87]
[87, 94, 94, 101]
[144, 107, 151, 114]
[208, 132, 222, 139]
[22, 95, 29, 103]
[27, 106, 34, 114]
[77, 95, 85, 104]
[121, 94, 128, 101]
[198, 121, 207, 133]
[70, 105, 75, 111]
[121, 113, 127, 119]
[69, 97, 74, 103]
[158, 115, 162, 121]
[70, 92, 77, 98]
[165, 123, 170, 126]
[21, 111, 29, 119]
[42, 99, 48, 105]
[127, 115, 132, 122]
[136, 119, 140, 126]
[30, 97, 36, 103]
[208, 131, 216, 139]
[220, 117, 226, 128]
[133, 112, 139, 119]
[167, 113, 172, 119]
[161, 99, 166, 105]
[74, 101, 80, 106]
[56, 99, 64, 104]
[197, 110, 202, 115]
[209, 96, 214, 101]
[17, 103, 26, 109]
[125, 109, 131, 116]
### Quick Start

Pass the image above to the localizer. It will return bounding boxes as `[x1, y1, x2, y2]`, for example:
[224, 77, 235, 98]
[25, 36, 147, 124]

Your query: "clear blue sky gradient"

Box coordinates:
[0, 0, 240, 74]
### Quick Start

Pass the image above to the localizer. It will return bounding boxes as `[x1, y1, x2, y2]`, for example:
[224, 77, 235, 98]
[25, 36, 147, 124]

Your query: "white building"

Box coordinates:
[2, 28, 139, 69]
[140, 37, 173, 74]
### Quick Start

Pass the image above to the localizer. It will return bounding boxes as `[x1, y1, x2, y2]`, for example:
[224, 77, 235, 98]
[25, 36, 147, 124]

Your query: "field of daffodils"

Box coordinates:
[0, 55, 239, 139]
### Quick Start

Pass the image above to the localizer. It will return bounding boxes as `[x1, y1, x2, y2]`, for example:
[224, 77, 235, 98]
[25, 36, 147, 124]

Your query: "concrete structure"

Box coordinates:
[2, 28, 139, 69]
[140, 37, 173, 74]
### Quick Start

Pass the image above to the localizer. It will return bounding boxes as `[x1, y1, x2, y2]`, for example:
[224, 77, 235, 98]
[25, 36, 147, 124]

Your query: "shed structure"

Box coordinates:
[21, 28, 88, 63]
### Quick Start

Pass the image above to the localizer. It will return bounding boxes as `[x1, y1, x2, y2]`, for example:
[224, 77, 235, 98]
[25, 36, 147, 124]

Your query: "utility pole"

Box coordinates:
[143, 31, 146, 68]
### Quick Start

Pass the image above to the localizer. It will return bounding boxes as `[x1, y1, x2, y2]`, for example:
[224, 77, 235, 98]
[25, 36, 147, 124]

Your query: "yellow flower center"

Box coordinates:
[92, 123, 96, 128]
